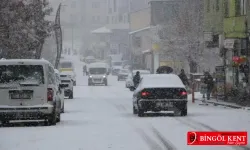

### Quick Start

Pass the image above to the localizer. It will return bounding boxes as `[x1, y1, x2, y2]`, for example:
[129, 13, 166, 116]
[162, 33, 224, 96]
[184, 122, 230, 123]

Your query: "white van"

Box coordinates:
[60, 72, 74, 99]
[54, 69, 65, 113]
[0, 59, 61, 126]
[87, 62, 109, 86]
[59, 60, 76, 86]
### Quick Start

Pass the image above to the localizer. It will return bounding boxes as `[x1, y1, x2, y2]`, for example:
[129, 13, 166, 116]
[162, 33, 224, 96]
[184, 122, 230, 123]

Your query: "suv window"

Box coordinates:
[48, 66, 55, 84]
[0, 65, 44, 84]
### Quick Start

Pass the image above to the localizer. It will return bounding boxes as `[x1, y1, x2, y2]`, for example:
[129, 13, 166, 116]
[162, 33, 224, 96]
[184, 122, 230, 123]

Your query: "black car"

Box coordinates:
[131, 74, 188, 117]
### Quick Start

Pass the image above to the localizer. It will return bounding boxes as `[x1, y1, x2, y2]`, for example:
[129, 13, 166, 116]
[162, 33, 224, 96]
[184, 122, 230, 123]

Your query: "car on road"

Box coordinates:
[60, 72, 74, 99]
[117, 69, 130, 81]
[125, 70, 150, 88]
[87, 62, 109, 86]
[130, 74, 188, 117]
[111, 61, 123, 76]
[55, 69, 65, 113]
[0, 59, 61, 126]
[59, 60, 76, 86]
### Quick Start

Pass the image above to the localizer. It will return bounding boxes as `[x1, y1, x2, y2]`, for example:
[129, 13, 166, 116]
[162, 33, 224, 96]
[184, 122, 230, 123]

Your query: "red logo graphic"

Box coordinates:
[187, 131, 248, 146]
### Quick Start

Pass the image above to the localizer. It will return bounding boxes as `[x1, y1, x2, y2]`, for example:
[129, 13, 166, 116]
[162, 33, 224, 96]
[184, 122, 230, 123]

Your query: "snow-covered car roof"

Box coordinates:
[139, 74, 185, 89]
[0, 59, 52, 66]
[88, 62, 109, 68]
[132, 70, 150, 74]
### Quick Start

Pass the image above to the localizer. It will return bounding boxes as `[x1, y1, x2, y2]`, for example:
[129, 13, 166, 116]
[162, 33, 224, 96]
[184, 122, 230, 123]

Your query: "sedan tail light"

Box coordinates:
[180, 91, 187, 96]
[141, 91, 150, 97]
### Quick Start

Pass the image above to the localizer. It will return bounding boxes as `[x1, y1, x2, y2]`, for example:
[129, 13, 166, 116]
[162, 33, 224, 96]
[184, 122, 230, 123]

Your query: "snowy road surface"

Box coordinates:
[1, 57, 250, 150]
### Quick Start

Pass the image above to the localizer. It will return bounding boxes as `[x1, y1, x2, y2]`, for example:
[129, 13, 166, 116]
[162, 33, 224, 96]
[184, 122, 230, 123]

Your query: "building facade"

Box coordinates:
[204, 0, 249, 91]
[203, 0, 224, 48]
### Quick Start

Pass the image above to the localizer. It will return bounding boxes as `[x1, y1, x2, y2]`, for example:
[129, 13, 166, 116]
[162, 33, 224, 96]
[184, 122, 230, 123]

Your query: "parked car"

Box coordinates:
[117, 69, 130, 81]
[60, 72, 74, 99]
[59, 60, 76, 86]
[87, 62, 109, 86]
[125, 70, 150, 88]
[130, 74, 188, 117]
[55, 69, 65, 113]
[0, 59, 61, 126]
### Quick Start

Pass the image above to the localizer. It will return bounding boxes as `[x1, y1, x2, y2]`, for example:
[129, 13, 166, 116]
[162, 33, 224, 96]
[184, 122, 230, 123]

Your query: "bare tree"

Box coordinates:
[159, 0, 204, 73]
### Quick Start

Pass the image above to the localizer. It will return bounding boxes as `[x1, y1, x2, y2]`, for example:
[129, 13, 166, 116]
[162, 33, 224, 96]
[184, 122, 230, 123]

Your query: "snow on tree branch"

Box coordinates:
[0, 0, 53, 59]
[158, 0, 204, 72]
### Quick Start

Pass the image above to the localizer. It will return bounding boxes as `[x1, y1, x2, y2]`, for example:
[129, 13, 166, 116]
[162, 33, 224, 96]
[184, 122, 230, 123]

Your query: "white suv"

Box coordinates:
[60, 72, 74, 99]
[0, 59, 61, 126]
[54, 69, 65, 113]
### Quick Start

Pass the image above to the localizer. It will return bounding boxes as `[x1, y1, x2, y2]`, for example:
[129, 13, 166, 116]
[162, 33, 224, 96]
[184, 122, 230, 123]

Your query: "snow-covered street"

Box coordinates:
[0, 58, 250, 150]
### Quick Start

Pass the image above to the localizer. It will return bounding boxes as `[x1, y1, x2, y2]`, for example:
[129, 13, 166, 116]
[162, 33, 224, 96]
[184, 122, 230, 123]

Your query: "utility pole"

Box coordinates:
[71, 26, 74, 55]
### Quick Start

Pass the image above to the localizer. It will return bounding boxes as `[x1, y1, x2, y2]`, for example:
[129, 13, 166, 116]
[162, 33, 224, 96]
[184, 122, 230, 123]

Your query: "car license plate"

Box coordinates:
[163, 102, 173, 107]
[11, 93, 31, 99]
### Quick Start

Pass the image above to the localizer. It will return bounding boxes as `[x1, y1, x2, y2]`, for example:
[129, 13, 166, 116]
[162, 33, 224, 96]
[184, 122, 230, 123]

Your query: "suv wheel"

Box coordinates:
[45, 108, 57, 126]
[61, 103, 64, 113]
[69, 91, 73, 99]
[56, 112, 61, 122]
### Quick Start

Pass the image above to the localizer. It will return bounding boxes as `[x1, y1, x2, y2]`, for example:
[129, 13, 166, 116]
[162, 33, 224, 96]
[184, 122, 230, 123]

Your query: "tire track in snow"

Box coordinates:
[132, 124, 177, 150]
[174, 117, 250, 150]
[151, 126, 177, 150]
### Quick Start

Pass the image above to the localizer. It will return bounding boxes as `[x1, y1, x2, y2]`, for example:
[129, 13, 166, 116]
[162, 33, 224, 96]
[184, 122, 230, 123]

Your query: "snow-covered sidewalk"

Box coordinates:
[189, 92, 250, 111]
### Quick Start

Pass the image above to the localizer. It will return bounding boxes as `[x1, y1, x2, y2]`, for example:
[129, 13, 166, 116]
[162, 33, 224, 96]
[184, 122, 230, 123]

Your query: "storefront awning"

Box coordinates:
[129, 26, 151, 35]
[142, 49, 151, 54]
[91, 27, 112, 34]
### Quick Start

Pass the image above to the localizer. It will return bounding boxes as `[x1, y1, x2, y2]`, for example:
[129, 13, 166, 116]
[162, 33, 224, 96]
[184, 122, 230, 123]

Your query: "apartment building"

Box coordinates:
[106, 0, 129, 24]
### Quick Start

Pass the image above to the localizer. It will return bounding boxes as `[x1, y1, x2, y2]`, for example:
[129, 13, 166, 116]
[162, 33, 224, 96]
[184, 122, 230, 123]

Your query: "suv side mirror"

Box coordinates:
[106, 72, 110, 75]
[86, 72, 89, 75]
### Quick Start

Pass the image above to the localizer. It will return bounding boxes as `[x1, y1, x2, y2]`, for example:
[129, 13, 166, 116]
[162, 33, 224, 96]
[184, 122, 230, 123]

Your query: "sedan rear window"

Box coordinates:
[0, 65, 44, 84]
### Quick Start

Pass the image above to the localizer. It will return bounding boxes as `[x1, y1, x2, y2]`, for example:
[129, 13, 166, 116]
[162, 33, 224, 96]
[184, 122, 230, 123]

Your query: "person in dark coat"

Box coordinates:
[83, 65, 87, 75]
[203, 71, 214, 100]
[133, 71, 141, 88]
[178, 69, 189, 86]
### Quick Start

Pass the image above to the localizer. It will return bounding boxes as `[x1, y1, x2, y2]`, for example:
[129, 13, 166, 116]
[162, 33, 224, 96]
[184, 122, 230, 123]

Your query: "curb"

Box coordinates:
[197, 100, 250, 111]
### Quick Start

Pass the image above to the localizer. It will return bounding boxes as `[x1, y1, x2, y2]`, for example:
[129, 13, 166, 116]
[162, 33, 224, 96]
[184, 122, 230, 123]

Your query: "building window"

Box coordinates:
[71, 1, 76, 8]
[241, 0, 247, 15]
[109, 8, 112, 13]
[207, 0, 210, 12]
[106, 16, 109, 23]
[224, 0, 229, 17]
[114, 0, 117, 12]
[119, 14, 123, 22]
[92, 2, 100, 8]
[81, 16, 85, 23]
[236, 0, 246, 16]
[216, 0, 219, 11]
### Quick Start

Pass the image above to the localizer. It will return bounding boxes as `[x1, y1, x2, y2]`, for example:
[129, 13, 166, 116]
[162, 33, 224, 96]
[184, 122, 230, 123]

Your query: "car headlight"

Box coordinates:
[68, 75, 72, 78]
[103, 76, 106, 78]
[89, 76, 92, 78]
